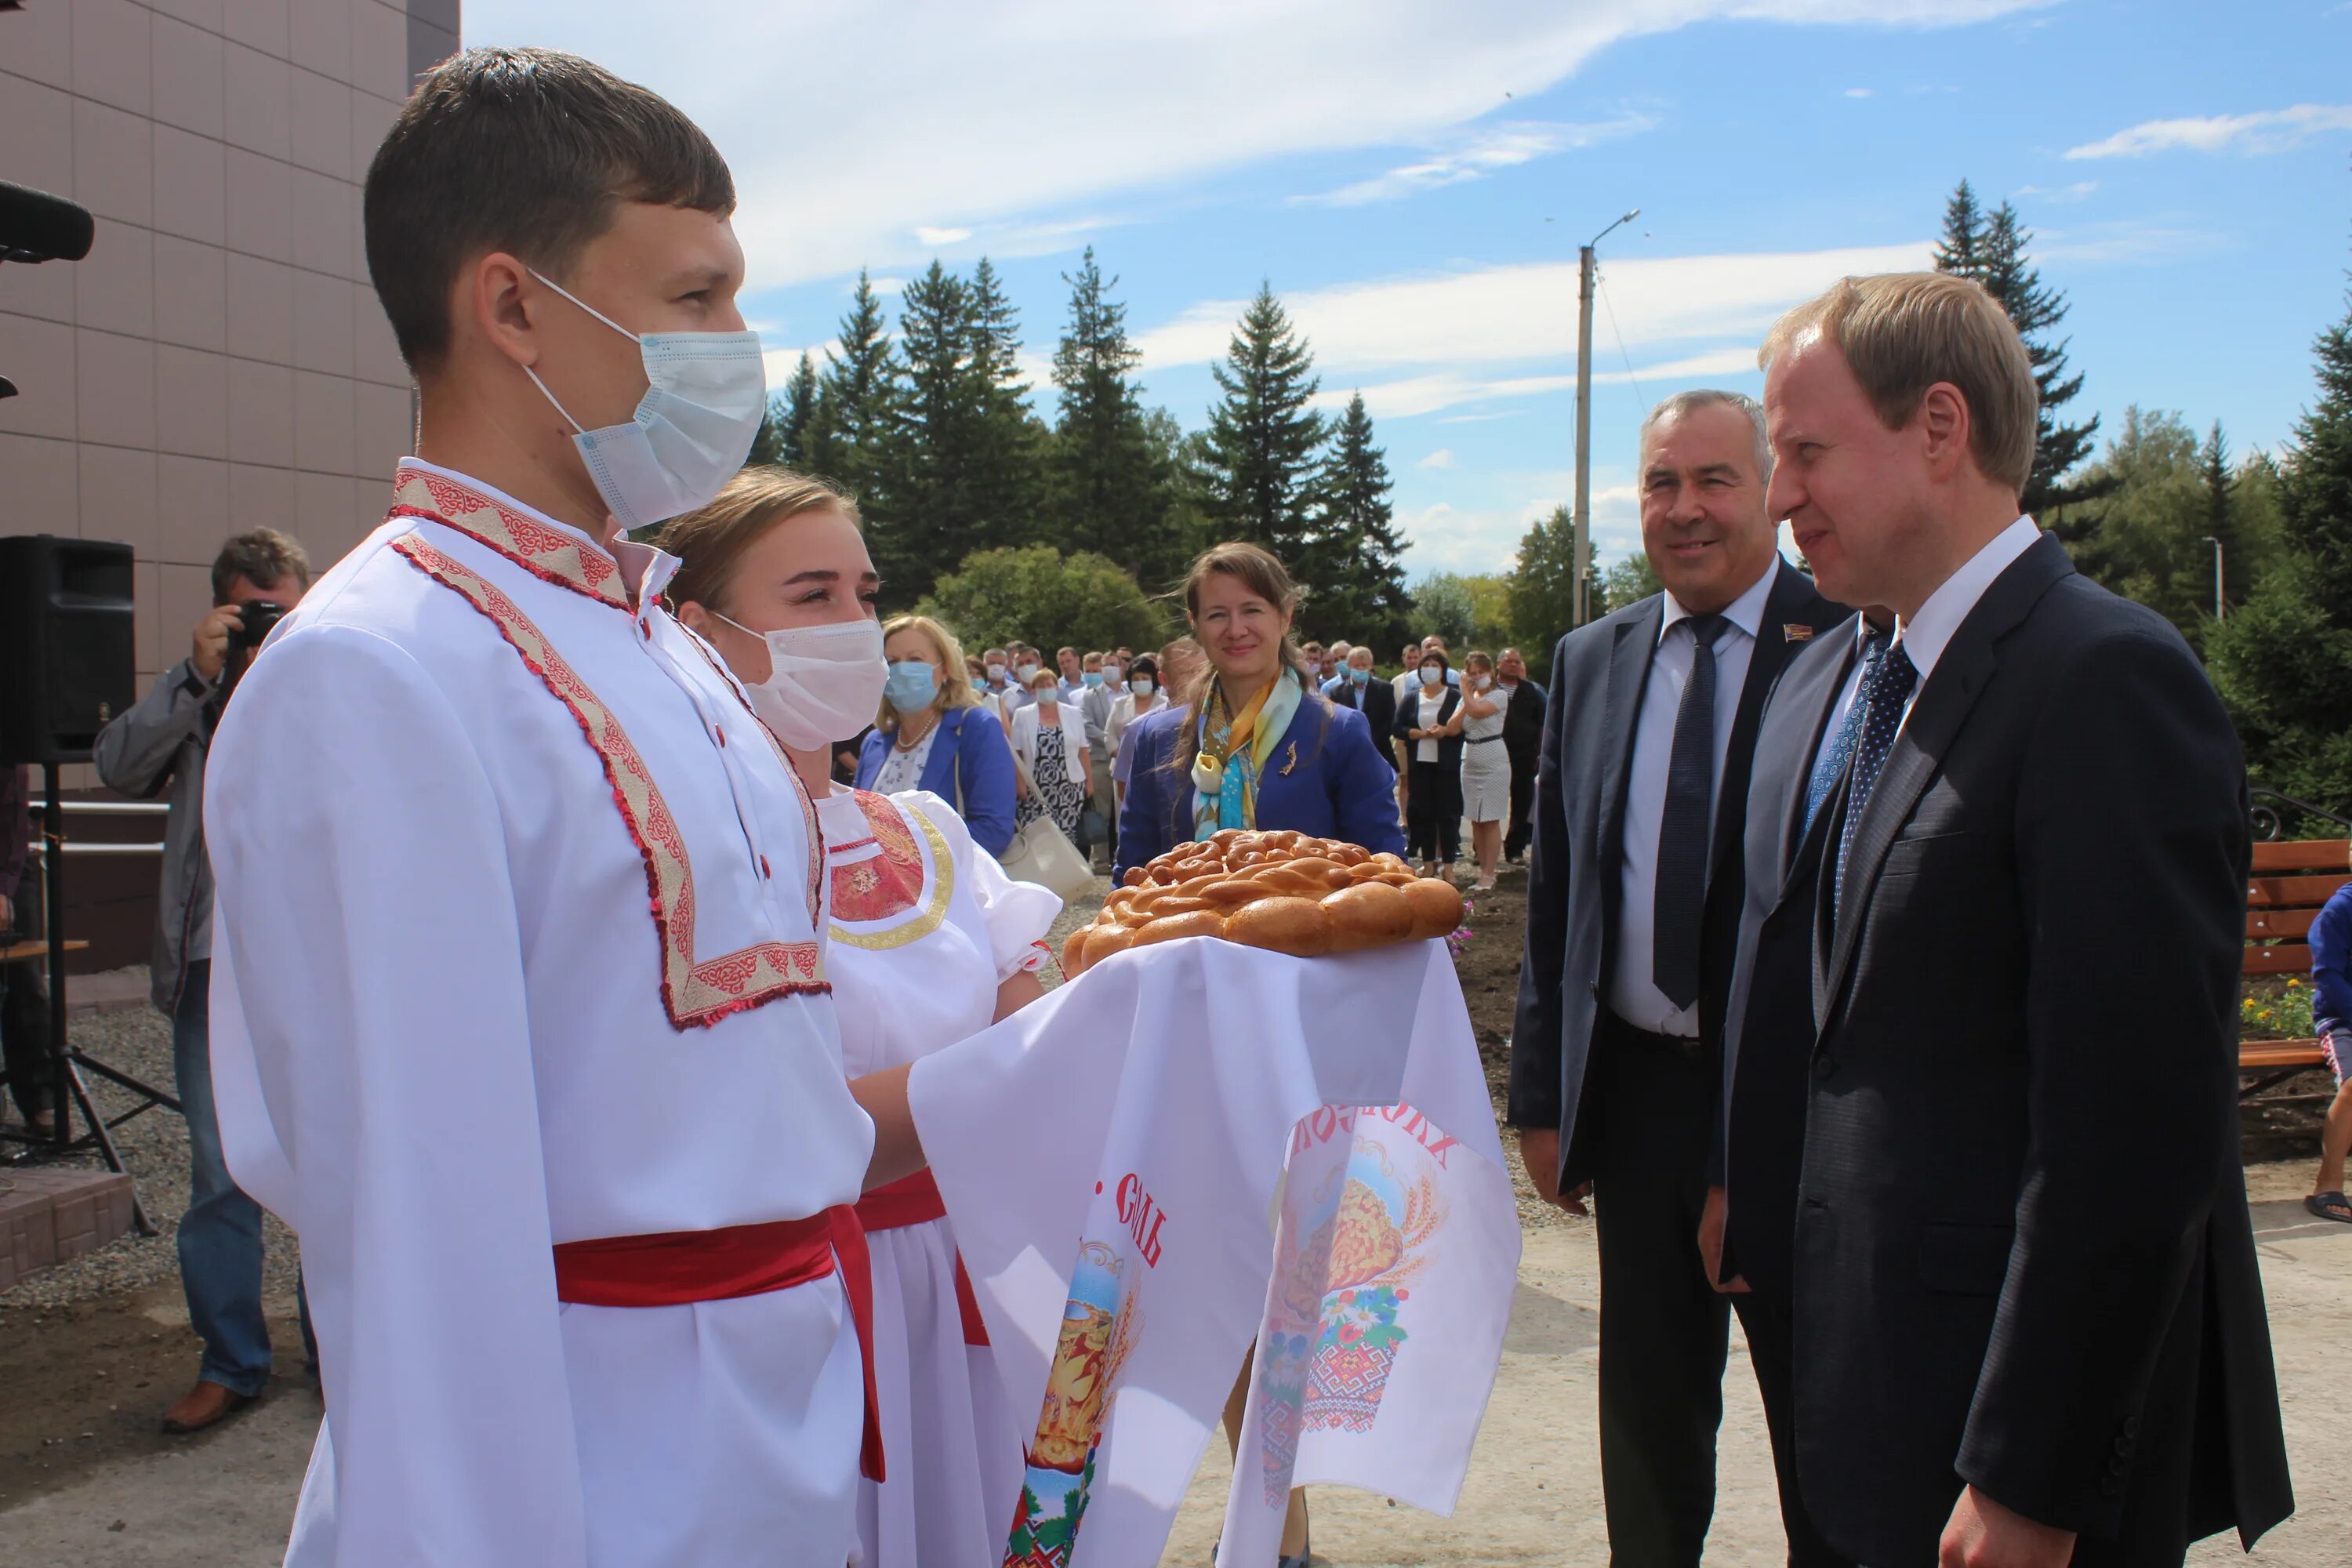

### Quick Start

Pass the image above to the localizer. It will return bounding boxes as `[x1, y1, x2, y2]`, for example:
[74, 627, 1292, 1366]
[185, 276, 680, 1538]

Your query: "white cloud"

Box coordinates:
[2064, 103, 2352, 160]
[1844, 87, 1874, 98]
[866, 276, 909, 296]
[1418, 448, 1457, 470]
[1135, 243, 1929, 405]
[2014, 180, 2097, 204]
[913, 227, 973, 247]
[466, 0, 2045, 290]
[1290, 114, 1653, 207]
[2032, 220, 2230, 266]
[1399, 481, 1642, 576]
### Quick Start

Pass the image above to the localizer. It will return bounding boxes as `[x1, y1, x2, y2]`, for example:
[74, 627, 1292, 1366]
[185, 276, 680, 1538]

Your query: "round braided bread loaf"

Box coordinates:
[1059, 828, 1465, 978]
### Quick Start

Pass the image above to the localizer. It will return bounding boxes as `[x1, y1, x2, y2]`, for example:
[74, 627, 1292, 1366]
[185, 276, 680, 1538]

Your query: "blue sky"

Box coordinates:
[467, 0, 2352, 579]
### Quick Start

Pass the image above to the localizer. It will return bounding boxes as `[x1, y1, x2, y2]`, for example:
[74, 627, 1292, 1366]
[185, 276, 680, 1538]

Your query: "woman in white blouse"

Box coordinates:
[1007, 666, 1093, 849]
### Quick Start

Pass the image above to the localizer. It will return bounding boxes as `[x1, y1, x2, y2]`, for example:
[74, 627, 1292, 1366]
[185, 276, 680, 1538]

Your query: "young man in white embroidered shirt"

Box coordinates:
[201, 47, 926, 1568]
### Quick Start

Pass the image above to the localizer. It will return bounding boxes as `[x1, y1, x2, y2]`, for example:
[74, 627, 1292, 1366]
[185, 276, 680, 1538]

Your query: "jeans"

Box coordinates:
[174, 958, 290, 1394]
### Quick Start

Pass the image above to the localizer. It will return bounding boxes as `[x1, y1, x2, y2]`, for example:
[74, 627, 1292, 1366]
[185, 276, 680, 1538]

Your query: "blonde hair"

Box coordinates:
[657, 466, 859, 617]
[1759, 272, 2038, 496]
[875, 613, 982, 732]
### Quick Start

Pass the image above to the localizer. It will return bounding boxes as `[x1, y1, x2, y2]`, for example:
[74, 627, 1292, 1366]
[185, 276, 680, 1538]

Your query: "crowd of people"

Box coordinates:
[9, 38, 2333, 1568]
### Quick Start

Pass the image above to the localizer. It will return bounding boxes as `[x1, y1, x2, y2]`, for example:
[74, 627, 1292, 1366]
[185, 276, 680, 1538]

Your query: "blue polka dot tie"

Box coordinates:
[1802, 628, 1889, 837]
[1832, 639, 1918, 917]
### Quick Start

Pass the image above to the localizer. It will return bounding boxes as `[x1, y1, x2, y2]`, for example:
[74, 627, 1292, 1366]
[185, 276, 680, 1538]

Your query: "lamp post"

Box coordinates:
[2202, 535, 2226, 622]
[1572, 208, 1639, 628]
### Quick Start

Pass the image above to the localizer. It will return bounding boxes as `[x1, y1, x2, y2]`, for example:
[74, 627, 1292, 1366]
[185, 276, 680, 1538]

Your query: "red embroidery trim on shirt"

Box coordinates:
[829, 793, 927, 925]
[390, 531, 827, 1026]
[390, 469, 628, 609]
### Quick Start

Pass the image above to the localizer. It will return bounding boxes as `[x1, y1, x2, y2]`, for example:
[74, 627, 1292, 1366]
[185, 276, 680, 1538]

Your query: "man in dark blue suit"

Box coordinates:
[1744, 272, 2290, 1567]
[1509, 390, 1842, 1565]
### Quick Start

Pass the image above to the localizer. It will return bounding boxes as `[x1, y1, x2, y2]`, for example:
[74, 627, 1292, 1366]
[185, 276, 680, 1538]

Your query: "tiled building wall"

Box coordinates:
[0, 0, 456, 710]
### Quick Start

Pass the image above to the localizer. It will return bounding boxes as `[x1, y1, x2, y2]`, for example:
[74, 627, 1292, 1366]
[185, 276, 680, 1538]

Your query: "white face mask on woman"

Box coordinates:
[714, 613, 885, 751]
[1421, 663, 1445, 685]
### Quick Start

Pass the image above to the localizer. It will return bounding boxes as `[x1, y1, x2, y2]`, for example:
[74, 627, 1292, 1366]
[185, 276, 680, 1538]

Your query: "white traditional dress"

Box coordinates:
[819, 786, 1058, 1568]
[204, 458, 875, 1568]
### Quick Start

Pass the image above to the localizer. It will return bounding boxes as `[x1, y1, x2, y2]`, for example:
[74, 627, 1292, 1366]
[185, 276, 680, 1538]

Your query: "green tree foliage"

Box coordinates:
[1405, 572, 1511, 650]
[1934, 180, 2101, 517]
[749, 351, 820, 469]
[2209, 281, 2352, 815]
[1205, 283, 1327, 561]
[1047, 249, 1188, 589]
[917, 544, 1172, 655]
[963, 257, 1047, 545]
[1503, 504, 1578, 654]
[1302, 393, 1414, 647]
[808, 270, 901, 515]
[1600, 550, 1663, 614]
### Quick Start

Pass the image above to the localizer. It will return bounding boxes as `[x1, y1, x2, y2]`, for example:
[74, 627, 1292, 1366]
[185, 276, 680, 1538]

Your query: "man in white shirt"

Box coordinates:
[1508, 390, 1840, 1565]
[203, 48, 925, 1567]
[1747, 271, 2289, 1567]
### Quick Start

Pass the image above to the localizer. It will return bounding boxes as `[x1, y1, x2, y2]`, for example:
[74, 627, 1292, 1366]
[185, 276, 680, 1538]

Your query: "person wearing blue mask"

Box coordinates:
[854, 615, 1019, 857]
[1076, 653, 1119, 869]
[1327, 644, 1399, 797]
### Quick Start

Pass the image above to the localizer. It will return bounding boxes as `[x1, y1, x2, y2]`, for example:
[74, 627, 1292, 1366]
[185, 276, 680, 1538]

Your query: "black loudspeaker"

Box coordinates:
[0, 535, 137, 765]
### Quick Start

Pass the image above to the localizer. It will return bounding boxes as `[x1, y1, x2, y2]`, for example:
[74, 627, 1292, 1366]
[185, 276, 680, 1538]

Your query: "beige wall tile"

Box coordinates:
[293, 468, 352, 561]
[223, 40, 292, 161]
[223, 147, 292, 261]
[354, 281, 406, 387]
[71, 99, 154, 227]
[348, 1, 408, 103]
[0, 249, 77, 325]
[74, 0, 154, 115]
[226, 358, 294, 466]
[289, 166, 356, 279]
[152, 125, 229, 248]
[152, 234, 228, 352]
[74, 220, 154, 339]
[0, 314, 78, 437]
[350, 471, 391, 545]
[149, 0, 227, 34]
[151, 13, 227, 140]
[135, 559, 163, 678]
[349, 84, 398, 179]
[220, 0, 290, 61]
[158, 455, 231, 572]
[76, 328, 158, 450]
[0, 74, 73, 194]
[225, 252, 295, 363]
[154, 344, 230, 459]
[293, 369, 356, 474]
[2, 2, 71, 87]
[227, 462, 293, 539]
[353, 379, 412, 485]
[290, 0, 351, 83]
[0, 434, 80, 533]
[80, 444, 161, 561]
[291, 69, 353, 182]
[158, 564, 216, 663]
[291, 266, 354, 374]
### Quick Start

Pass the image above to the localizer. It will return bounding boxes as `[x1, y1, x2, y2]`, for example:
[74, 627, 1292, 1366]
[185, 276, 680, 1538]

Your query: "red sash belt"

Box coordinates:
[551, 1207, 885, 1483]
[854, 1169, 990, 1348]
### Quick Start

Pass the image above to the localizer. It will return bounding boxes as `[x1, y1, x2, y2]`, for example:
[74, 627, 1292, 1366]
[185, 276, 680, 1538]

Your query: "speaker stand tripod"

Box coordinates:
[0, 763, 172, 1234]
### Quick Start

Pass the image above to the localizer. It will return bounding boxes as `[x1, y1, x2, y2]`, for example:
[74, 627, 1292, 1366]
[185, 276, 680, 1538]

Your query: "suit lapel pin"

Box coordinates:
[1280, 742, 1298, 776]
[1784, 623, 1815, 643]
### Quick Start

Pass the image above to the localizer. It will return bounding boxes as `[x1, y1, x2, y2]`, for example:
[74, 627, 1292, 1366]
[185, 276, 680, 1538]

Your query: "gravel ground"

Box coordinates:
[0, 1002, 303, 1316]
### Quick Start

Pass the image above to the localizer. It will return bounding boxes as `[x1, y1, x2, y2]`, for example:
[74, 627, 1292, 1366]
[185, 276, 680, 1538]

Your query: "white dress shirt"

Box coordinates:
[1609, 557, 1780, 1037]
[1890, 516, 2042, 728]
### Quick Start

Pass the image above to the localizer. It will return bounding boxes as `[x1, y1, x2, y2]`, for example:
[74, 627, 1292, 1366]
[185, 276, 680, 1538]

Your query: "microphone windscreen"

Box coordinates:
[0, 180, 96, 263]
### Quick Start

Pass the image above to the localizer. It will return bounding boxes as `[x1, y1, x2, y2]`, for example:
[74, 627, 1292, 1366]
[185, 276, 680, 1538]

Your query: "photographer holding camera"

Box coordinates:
[93, 528, 310, 1436]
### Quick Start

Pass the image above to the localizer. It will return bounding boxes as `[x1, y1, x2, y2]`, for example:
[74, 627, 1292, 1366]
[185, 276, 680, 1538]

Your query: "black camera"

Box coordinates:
[229, 601, 287, 652]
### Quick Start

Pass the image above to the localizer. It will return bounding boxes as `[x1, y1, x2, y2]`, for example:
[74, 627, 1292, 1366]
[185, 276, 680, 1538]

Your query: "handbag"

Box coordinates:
[999, 743, 1100, 902]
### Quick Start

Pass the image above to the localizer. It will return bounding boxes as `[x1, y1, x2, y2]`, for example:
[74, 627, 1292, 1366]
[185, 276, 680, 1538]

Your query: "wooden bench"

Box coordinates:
[0, 938, 89, 965]
[2240, 839, 2346, 1097]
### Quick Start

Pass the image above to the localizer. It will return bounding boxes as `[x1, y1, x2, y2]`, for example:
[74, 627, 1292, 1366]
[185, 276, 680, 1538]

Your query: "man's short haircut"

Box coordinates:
[1639, 389, 1772, 485]
[363, 47, 735, 374]
[212, 529, 313, 603]
[1759, 272, 2038, 496]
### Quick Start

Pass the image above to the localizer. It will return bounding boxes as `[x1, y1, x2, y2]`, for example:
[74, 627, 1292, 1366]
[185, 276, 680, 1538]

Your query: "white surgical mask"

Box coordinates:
[523, 270, 767, 533]
[715, 613, 885, 752]
[1472, 674, 1491, 690]
[1015, 662, 1041, 687]
[1421, 664, 1444, 684]
[986, 662, 1007, 683]
[1129, 677, 1154, 698]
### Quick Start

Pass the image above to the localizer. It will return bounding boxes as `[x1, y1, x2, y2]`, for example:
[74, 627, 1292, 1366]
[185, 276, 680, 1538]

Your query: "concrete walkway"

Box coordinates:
[2, 1201, 2345, 1566]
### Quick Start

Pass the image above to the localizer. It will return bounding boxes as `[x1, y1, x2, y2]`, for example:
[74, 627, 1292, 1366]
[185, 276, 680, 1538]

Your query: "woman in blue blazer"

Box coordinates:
[1114, 544, 1404, 882]
[855, 615, 1018, 855]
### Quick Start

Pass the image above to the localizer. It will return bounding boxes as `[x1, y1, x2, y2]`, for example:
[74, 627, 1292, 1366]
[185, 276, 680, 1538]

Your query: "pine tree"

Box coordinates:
[1504, 504, 1578, 655]
[809, 270, 902, 513]
[2199, 421, 2238, 617]
[1048, 248, 1185, 586]
[1203, 282, 1327, 561]
[963, 257, 1045, 547]
[776, 351, 819, 467]
[1302, 392, 1411, 645]
[1933, 184, 2102, 517]
[891, 260, 978, 599]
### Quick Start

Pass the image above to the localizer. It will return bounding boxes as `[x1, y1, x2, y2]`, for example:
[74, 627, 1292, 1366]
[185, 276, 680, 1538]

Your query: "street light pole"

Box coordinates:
[1573, 209, 1639, 628]
[2202, 534, 2226, 622]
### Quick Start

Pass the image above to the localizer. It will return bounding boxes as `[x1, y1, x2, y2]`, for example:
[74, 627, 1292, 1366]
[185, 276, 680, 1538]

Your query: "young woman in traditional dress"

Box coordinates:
[664, 469, 1056, 1568]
